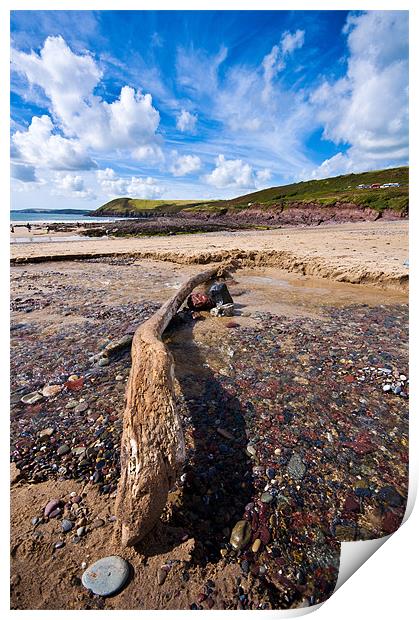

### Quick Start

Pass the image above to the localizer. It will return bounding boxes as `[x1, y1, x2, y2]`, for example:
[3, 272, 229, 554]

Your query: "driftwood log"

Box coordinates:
[115, 264, 229, 547]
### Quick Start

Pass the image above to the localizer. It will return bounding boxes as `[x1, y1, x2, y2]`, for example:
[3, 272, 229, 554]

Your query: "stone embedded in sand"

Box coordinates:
[230, 520, 251, 550]
[20, 391, 43, 405]
[61, 519, 73, 532]
[44, 499, 61, 517]
[39, 427, 54, 438]
[82, 555, 130, 596]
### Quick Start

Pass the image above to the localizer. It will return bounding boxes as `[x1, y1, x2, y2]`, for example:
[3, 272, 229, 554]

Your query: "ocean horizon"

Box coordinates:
[10, 211, 136, 224]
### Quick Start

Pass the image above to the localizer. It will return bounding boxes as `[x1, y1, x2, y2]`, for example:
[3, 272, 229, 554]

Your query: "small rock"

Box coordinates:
[57, 444, 70, 456]
[382, 384, 391, 392]
[252, 538, 261, 553]
[287, 453, 306, 480]
[260, 492, 273, 503]
[39, 427, 54, 438]
[98, 358, 110, 367]
[75, 402, 88, 414]
[115, 375, 124, 381]
[44, 499, 61, 518]
[157, 567, 168, 585]
[76, 526, 86, 537]
[217, 428, 234, 440]
[91, 518, 105, 529]
[54, 541, 65, 549]
[61, 519, 73, 533]
[230, 520, 251, 550]
[42, 384, 62, 398]
[20, 391, 43, 405]
[246, 445, 256, 457]
[82, 556, 130, 596]
[400, 374, 407, 381]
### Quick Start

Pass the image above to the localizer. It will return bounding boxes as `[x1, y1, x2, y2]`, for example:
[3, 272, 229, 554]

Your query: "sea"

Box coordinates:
[10, 211, 132, 224]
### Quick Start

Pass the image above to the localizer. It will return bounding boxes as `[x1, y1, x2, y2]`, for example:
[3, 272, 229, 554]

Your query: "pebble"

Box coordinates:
[400, 374, 407, 381]
[61, 519, 73, 532]
[260, 492, 273, 503]
[76, 526, 86, 537]
[252, 538, 262, 553]
[246, 445, 256, 457]
[42, 384, 62, 398]
[157, 567, 168, 585]
[115, 374, 124, 381]
[57, 444, 70, 456]
[82, 556, 130, 596]
[230, 520, 251, 550]
[382, 384, 391, 392]
[39, 427, 54, 438]
[98, 357, 110, 367]
[91, 518, 105, 529]
[20, 391, 43, 405]
[75, 402, 89, 414]
[54, 541, 65, 549]
[44, 499, 61, 517]
[217, 428, 234, 440]
[287, 453, 306, 480]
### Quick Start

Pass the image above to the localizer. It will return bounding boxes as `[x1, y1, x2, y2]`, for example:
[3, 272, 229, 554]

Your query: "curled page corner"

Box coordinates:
[334, 535, 391, 593]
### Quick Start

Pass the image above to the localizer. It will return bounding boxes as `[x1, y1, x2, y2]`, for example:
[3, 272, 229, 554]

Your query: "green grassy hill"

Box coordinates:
[93, 197, 207, 216]
[185, 166, 408, 214]
[93, 166, 408, 216]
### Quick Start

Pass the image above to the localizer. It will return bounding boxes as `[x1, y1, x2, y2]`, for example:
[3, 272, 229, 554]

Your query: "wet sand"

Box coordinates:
[10, 257, 408, 609]
[10, 221, 408, 291]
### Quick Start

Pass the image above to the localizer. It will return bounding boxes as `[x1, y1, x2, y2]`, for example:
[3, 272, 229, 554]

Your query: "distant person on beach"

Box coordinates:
[46, 225, 50, 234]
[26, 223, 31, 232]
[10, 224, 14, 233]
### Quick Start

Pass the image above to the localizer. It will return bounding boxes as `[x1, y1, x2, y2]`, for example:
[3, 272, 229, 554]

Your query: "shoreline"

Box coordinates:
[10, 221, 409, 292]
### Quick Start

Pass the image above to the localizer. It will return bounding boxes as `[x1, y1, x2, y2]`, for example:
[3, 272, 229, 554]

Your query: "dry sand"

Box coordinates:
[11, 221, 408, 290]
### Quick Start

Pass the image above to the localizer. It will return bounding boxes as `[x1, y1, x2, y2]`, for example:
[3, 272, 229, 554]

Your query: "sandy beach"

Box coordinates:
[10, 221, 408, 291]
[10, 218, 408, 609]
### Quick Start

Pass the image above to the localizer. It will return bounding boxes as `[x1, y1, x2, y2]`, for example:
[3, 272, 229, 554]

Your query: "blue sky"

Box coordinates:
[10, 10, 408, 209]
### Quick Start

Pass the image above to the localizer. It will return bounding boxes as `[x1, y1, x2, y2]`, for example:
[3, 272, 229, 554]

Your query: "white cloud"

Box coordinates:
[170, 153, 201, 177]
[11, 162, 37, 183]
[176, 109, 197, 133]
[205, 155, 254, 189]
[12, 115, 96, 170]
[97, 168, 164, 199]
[256, 168, 272, 184]
[11, 36, 161, 161]
[281, 29, 305, 55]
[53, 173, 96, 199]
[262, 29, 305, 101]
[309, 11, 408, 174]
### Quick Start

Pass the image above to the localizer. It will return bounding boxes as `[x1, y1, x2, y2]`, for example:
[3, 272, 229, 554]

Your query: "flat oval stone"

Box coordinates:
[230, 520, 251, 550]
[21, 391, 43, 405]
[44, 499, 61, 517]
[57, 444, 70, 456]
[82, 555, 130, 596]
[42, 384, 62, 398]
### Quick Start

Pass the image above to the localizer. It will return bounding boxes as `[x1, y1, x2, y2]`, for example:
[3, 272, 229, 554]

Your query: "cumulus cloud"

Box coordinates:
[52, 173, 95, 199]
[11, 36, 161, 160]
[97, 168, 164, 199]
[12, 115, 96, 170]
[11, 162, 37, 183]
[205, 155, 255, 189]
[176, 109, 197, 133]
[309, 11, 408, 175]
[170, 153, 201, 177]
